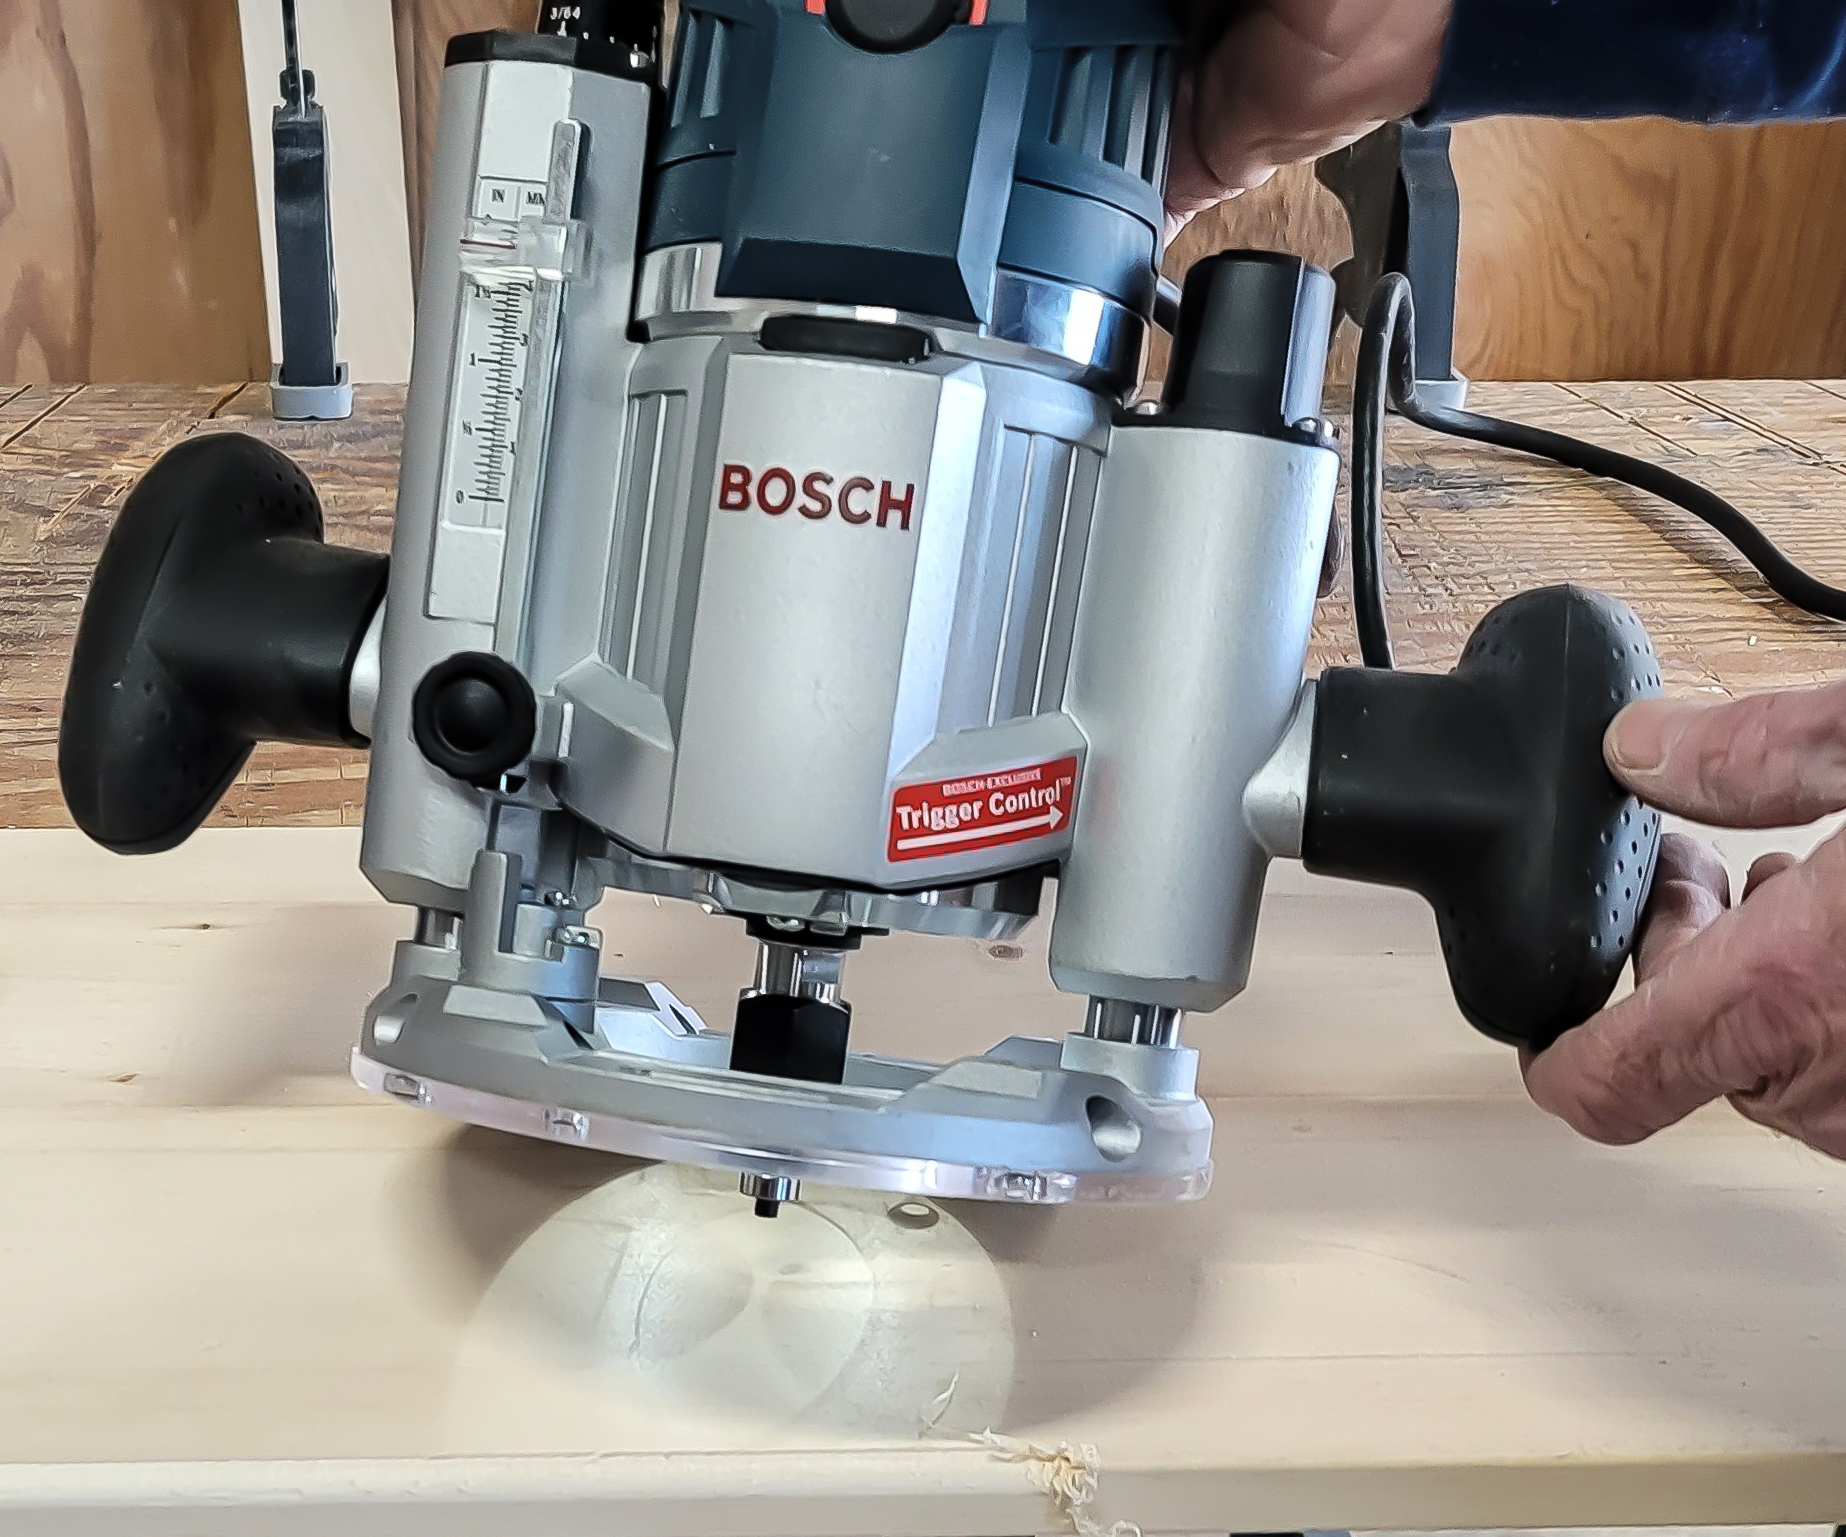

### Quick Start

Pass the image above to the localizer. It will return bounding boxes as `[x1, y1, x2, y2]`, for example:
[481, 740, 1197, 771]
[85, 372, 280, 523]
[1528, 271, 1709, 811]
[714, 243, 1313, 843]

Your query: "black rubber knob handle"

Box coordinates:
[1302, 585, 1664, 1050]
[411, 652, 537, 789]
[59, 433, 388, 855]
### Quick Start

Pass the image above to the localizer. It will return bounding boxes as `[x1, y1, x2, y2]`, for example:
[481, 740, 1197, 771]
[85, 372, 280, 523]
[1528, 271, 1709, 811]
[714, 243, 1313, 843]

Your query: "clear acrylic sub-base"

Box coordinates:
[350, 965, 1214, 1207]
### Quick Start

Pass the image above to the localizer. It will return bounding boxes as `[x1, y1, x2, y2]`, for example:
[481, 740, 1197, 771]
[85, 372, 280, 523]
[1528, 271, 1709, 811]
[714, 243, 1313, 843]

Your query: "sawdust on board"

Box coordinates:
[921, 1373, 1140, 1537]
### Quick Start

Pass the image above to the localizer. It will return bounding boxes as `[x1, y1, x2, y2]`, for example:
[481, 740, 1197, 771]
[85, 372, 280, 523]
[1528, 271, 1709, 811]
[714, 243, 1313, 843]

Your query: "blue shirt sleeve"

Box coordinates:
[1424, 0, 1846, 122]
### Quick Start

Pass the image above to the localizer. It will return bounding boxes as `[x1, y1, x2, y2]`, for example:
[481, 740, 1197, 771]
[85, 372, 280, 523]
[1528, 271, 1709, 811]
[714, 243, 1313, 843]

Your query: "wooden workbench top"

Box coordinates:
[0, 378, 1842, 832]
[0, 383, 1841, 1532]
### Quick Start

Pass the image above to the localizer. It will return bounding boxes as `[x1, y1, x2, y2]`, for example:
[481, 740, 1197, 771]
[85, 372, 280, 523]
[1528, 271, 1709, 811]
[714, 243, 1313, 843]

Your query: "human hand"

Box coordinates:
[1522, 681, 1846, 1159]
[1165, 0, 1454, 227]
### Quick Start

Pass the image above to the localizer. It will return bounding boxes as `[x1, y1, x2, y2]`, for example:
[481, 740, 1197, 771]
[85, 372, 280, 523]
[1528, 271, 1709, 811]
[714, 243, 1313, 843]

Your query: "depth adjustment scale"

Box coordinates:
[59, 0, 1663, 1216]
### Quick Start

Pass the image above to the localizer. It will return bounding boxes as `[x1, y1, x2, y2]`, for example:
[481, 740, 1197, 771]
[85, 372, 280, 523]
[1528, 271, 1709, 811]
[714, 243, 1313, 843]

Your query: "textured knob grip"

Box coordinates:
[59, 433, 387, 855]
[1302, 585, 1664, 1049]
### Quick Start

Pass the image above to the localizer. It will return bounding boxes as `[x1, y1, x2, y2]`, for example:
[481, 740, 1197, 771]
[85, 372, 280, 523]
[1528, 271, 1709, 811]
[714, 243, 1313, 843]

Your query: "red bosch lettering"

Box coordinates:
[756, 466, 797, 515]
[839, 477, 875, 525]
[718, 463, 753, 511]
[877, 479, 914, 531]
[800, 472, 834, 519]
[715, 462, 919, 532]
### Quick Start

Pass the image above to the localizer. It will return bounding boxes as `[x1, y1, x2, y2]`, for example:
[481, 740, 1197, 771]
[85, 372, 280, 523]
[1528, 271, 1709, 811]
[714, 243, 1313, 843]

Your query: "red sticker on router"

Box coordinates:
[887, 756, 1080, 864]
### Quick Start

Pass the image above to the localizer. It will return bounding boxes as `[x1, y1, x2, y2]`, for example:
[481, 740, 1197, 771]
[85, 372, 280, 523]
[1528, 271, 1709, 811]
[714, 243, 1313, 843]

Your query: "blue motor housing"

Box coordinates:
[647, 0, 1180, 325]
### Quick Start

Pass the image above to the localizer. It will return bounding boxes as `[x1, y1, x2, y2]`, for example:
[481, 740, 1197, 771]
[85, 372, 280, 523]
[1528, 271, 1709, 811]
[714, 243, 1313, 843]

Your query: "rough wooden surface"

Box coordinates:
[0, 380, 1840, 830]
[0, 0, 270, 384]
[1307, 379, 1846, 694]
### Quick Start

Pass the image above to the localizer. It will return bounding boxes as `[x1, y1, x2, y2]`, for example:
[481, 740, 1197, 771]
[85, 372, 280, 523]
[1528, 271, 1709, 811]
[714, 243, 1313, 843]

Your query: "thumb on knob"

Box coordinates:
[1605, 681, 1846, 829]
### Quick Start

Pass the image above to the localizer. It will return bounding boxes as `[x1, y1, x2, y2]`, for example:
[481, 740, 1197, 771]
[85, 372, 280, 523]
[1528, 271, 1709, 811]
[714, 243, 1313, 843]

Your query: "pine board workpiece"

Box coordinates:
[0, 825, 1844, 1534]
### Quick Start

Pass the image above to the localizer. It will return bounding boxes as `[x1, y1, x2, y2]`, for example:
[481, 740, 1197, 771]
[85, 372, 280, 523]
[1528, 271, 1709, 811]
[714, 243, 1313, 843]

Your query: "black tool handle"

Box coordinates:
[1302, 585, 1664, 1050]
[59, 433, 388, 855]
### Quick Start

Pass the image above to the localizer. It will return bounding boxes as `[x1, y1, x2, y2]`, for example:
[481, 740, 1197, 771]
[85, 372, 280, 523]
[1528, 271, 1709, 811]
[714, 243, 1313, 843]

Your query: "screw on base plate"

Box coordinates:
[741, 1172, 799, 1218]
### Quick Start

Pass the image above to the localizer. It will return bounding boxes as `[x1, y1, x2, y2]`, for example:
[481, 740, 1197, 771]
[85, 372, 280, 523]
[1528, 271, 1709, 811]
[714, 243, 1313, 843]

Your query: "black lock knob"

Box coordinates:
[826, 0, 965, 53]
[1302, 585, 1665, 1051]
[412, 653, 537, 789]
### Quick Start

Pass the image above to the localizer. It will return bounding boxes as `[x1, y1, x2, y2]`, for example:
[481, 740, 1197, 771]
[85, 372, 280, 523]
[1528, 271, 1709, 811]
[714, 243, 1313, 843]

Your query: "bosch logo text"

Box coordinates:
[717, 464, 917, 532]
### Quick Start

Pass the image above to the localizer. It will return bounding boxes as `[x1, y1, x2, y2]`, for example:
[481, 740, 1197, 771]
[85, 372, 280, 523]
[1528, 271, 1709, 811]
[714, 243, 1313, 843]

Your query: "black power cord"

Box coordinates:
[1351, 272, 1846, 669]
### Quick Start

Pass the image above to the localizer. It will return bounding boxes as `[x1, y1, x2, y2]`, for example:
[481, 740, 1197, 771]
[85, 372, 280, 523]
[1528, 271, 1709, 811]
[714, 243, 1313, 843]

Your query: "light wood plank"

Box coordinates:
[0, 826, 1843, 1532]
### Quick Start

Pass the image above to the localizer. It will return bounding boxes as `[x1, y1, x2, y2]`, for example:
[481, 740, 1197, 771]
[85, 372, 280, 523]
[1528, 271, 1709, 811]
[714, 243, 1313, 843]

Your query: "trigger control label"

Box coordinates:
[888, 756, 1079, 864]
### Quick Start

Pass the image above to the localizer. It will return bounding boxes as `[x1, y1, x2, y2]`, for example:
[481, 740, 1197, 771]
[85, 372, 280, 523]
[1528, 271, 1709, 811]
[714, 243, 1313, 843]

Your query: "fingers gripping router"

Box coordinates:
[57, 0, 1661, 1216]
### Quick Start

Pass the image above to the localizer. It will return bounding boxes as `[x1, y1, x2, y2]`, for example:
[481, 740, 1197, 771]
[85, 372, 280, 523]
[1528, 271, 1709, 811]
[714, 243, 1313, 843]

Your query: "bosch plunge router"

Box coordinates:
[59, 0, 1676, 1217]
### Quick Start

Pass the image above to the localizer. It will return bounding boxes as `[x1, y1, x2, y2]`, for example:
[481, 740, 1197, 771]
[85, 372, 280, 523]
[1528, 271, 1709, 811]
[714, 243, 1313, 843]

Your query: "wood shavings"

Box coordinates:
[919, 1376, 1137, 1537]
[918, 1373, 959, 1434]
[964, 1429, 1140, 1537]
[923, 1372, 1137, 1535]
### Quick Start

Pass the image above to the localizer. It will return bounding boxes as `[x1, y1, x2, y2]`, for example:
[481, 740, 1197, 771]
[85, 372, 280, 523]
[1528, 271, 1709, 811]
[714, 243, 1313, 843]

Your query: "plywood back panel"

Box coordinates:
[1166, 118, 1846, 384]
[1452, 117, 1846, 381]
[0, 0, 269, 384]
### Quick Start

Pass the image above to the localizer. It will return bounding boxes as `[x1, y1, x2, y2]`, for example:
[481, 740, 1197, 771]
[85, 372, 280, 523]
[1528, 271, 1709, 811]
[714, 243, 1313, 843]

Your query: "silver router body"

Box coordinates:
[349, 51, 1337, 1205]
